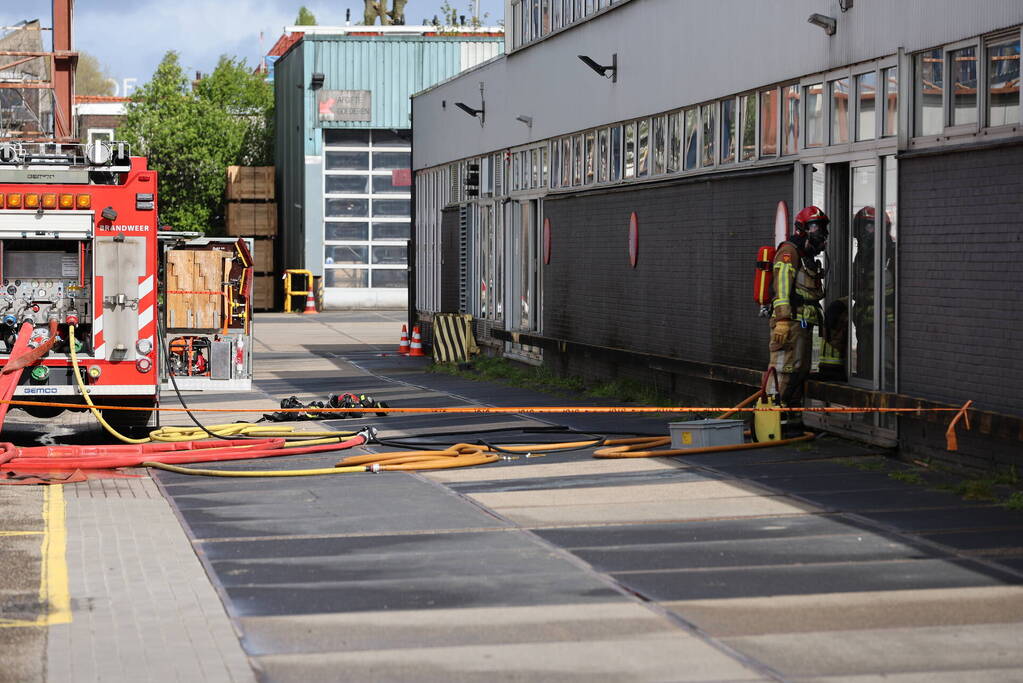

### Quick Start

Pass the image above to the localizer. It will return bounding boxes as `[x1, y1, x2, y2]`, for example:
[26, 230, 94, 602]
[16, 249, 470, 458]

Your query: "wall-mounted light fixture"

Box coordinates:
[515, 115, 533, 128]
[453, 82, 486, 127]
[310, 72, 325, 89]
[807, 13, 836, 36]
[578, 53, 617, 82]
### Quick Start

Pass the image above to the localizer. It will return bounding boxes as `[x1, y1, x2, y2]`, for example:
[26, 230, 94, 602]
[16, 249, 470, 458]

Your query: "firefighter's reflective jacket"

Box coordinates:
[770, 241, 824, 325]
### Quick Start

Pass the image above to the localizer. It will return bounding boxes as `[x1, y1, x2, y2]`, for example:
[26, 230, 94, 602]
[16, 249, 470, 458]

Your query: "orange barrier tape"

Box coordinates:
[0, 398, 971, 414]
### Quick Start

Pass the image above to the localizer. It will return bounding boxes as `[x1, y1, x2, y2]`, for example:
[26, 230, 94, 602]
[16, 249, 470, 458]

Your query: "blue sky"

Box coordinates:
[6, 1, 505, 96]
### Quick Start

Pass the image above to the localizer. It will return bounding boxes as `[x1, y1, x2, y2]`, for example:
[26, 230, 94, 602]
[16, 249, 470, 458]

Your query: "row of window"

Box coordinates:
[511, 0, 626, 50]
[453, 28, 1020, 200]
[914, 34, 1020, 135]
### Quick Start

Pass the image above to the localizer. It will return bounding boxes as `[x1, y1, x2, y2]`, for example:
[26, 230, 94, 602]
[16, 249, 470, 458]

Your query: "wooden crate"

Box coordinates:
[250, 237, 275, 274]
[226, 202, 277, 236]
[165, 249, 232, 329]
[252, 275, 275, 311]
[226, 165, 275, 201]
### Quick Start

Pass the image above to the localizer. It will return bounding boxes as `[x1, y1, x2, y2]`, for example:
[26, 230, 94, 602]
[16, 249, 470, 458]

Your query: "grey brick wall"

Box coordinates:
[543, 166, 793, 371]
[900, 144, 1023, 417]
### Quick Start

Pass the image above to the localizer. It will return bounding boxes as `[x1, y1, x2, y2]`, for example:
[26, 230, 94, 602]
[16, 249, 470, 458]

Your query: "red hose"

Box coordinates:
[1, 434, 368, 471]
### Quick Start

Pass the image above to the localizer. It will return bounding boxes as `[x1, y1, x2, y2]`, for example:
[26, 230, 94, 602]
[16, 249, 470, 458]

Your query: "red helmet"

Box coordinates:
[794, 205, 830, 231]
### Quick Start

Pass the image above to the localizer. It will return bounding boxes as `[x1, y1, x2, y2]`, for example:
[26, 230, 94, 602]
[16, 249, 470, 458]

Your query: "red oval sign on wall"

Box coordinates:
[543, 217, 551, 264]
[628, 212, 639, 268]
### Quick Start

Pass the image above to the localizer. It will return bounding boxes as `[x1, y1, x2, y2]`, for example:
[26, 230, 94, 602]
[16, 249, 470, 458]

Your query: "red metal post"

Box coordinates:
[51, 0, 76, 140]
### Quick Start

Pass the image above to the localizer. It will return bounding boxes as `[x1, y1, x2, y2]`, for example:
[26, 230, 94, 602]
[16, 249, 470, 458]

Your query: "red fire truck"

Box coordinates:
[0, 140, 253, 428]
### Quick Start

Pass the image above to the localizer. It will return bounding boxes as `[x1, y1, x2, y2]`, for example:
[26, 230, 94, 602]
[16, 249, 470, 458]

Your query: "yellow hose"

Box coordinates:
[68, 325, 359, 446]
[69, 324, 149, 444]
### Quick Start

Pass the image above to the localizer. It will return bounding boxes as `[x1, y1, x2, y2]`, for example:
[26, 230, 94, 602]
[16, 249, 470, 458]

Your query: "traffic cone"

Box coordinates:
[409, 325, 425, 357]
[302, 290, 317, 314]
[397, 324, 410, 354]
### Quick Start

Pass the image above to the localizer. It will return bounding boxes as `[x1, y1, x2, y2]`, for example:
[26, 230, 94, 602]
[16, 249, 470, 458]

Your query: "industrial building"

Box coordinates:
[272, 24, 503, 309]
[410, 0, 1023, 469]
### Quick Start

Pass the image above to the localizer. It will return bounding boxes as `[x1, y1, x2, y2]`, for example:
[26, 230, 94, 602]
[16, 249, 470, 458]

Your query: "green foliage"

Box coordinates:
[76, 52, 115, 96]
[117, 52, 273, 234]
[889, 471, 924, 485]
[295, 6, 318, 25]
[436, 1, 489, 27]
[1004, 491, 1023, 511]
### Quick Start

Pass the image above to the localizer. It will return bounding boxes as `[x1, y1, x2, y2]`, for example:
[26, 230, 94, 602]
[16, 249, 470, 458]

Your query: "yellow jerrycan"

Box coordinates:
[753, 367, 782, 442]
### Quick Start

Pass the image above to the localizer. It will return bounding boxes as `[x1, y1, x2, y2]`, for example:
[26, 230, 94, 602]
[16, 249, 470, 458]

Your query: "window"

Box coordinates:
[830, 77, 850, 143]
[740, 94, 757, 161]
[573, 134, 584, 184]
[701, 104, 716, 166]
[720, 99, 736, 163]
[371, 176, 406, 194]
[988, 37, 1020, 126]
[782, 85, 799, 154]
[684, 108, 698, 170]
[624, 122, 636, 178]
[324, 129, 369, 146]
[550, 139, 560, 188]
[610, 125, 622, 181]
[667, 111, 682, 172]
[326, 198, 368, 217]
[585, 130, 596, 184]
[637, 118, 650, 177]
[883, 67, 898, 137]
[561, 137, 572, 186]
[326, 223, 368, 240]
[652, 115, 666, 175]
[598, 128, 609, 182]
[760, 88, 778, 156]
[326, 175, 369, 194]
[951, 46, 978, 126]
[856, 72, 877, 141]
[805, 83, 824, 147]
[326, 151, 369, 170]
[915, 48, 943, 135]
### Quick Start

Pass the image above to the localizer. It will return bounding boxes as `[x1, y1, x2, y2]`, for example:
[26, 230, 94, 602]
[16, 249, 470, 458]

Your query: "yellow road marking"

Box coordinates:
[0, 530, 43, 536]
[0, 486, 72, 628]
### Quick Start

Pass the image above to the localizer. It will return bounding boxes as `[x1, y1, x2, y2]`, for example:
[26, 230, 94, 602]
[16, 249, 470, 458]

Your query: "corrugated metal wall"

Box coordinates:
[307, 35, 504, 139]
[273, 34, 504, 273]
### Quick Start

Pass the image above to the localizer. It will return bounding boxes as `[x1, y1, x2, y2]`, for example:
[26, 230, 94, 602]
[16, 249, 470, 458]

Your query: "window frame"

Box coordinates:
[910, 28, 1023, 146]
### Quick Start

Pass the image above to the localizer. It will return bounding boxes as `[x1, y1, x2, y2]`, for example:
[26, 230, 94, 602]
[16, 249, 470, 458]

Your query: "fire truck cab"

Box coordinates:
[0, 140, 159, 424]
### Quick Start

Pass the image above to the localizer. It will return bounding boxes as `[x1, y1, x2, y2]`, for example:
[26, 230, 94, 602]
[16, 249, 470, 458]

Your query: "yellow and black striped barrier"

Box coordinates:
[433, 313, 479, 363]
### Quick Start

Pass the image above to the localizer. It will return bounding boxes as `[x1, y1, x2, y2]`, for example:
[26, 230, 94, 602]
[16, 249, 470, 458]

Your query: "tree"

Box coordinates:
[435, 1, 488, 28]
[117, 52, 273, 234]
[76, 52, 114, 96]
[294, 6, 317, 25]
[364, 0, 408, 25]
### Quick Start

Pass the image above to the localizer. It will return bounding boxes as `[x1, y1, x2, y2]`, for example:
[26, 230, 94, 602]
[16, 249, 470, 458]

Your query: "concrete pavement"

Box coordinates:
[2, 310, 1022, 681]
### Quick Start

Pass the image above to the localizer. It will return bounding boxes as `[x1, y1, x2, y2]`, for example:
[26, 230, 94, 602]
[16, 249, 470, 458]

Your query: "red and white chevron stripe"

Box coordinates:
[93, 275, 104, 358]
[137, 274, 155, 347]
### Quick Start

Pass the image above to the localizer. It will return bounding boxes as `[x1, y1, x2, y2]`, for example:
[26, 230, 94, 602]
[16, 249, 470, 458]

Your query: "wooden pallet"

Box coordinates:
[165, 250, 232, 329]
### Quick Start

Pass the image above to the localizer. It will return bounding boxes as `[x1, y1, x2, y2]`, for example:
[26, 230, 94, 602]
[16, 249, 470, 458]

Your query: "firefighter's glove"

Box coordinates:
[769, 319, 796, 352]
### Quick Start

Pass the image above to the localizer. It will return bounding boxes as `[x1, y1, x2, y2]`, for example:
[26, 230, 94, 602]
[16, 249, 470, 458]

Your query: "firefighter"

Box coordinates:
[818, 298, 848, 382]
[768, 205, 829, 423]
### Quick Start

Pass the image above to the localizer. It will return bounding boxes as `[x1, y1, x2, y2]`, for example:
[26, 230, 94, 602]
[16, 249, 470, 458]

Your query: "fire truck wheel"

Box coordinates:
[100, 399, 156, 432]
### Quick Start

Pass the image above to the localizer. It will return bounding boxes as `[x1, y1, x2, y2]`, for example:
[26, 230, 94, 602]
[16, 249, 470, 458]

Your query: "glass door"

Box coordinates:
[850, 162, 878, 387]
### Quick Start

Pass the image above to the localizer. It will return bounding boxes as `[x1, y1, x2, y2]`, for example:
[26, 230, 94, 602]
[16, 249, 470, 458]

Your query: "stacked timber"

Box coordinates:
[226, 166, 276, 310]
[165, 249, 232, 329]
